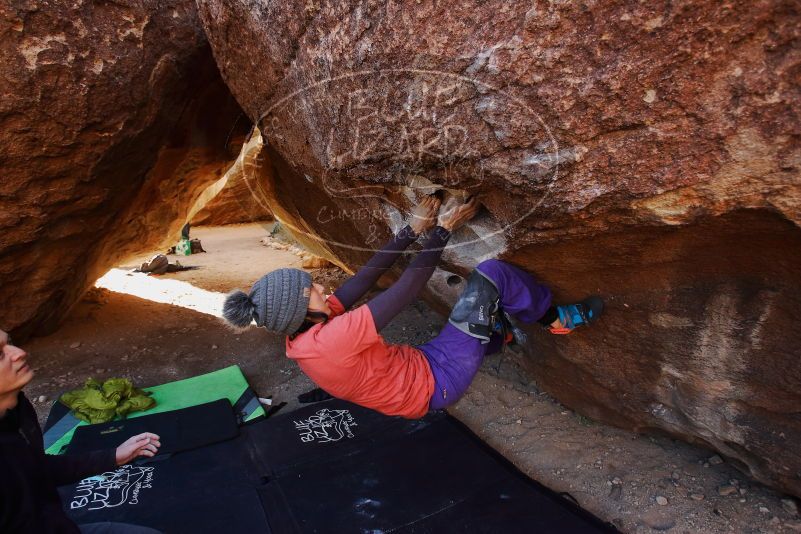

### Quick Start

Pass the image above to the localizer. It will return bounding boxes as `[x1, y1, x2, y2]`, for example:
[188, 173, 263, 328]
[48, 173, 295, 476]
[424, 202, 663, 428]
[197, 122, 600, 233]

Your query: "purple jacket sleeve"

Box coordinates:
[46, 449, 118, 487]
[333, 225, 419, 309]
[367, 226, 451, 331]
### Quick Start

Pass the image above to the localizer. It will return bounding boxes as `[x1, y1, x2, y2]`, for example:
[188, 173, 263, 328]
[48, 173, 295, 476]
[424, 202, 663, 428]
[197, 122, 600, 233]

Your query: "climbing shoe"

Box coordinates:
[494, 312, 528, 346]
[549, 296, 604, 334]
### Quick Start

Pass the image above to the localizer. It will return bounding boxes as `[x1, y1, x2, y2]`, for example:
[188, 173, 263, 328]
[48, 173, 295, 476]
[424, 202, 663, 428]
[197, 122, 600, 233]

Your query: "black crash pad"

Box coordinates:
[59, 400, 617, 533]
[67, 399, 239, 456]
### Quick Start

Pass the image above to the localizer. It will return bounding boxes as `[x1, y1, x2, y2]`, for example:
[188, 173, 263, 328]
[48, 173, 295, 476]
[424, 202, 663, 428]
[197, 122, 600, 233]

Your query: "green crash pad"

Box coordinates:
[44, 365, 265, 454]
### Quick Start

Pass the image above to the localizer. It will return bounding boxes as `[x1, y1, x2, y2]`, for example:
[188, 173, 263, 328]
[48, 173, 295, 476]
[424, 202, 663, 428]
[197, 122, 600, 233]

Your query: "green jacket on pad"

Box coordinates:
[60, 378, 155, 424]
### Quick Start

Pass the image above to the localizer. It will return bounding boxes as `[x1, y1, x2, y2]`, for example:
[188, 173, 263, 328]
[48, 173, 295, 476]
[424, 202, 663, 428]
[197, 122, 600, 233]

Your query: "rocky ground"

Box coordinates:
[23, 224, 800, 533]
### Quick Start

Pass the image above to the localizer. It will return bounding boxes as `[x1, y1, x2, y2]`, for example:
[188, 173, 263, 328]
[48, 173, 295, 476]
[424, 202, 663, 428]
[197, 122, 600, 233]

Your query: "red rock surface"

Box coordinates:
[198, 0, 801, 495]
[190, 130, 274, 226]
[191, 187, 273, 226]
[0, 1, 247, 337]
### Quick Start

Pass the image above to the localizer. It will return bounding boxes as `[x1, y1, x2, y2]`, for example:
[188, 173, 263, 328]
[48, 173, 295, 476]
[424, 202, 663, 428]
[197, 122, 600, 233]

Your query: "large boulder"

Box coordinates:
[0, 0, 248, 337]
[198, 0, 801, 495]
[189, 130, 274, 226]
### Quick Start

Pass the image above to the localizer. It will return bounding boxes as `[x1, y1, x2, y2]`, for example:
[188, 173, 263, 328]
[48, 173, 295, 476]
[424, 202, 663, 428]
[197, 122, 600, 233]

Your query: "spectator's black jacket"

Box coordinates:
[0, 392, 116, 533]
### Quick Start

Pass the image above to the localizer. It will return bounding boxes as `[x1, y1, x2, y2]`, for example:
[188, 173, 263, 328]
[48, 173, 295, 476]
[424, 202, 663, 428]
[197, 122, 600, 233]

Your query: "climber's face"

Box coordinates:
[0, 330, 34, 400]
[306, 283, 332, 318]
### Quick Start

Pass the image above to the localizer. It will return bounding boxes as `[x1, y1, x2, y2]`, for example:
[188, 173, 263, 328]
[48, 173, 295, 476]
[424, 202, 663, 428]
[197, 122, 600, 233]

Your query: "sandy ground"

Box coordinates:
[23, 223, 800, 533]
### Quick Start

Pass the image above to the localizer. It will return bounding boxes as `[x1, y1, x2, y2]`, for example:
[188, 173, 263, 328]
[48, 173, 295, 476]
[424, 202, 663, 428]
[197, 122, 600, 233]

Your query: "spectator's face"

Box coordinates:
[0, 330, 34, 398]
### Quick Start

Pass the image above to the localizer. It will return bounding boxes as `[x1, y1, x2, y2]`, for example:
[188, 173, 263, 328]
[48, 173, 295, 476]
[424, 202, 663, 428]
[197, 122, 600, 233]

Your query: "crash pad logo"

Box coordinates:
[69, 465, 155, 511]
[294, 408, 357, 443]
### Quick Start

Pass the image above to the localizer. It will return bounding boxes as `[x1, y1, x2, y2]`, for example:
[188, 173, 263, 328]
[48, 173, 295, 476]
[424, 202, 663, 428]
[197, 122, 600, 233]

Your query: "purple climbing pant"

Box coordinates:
[418, 259, 552, 410]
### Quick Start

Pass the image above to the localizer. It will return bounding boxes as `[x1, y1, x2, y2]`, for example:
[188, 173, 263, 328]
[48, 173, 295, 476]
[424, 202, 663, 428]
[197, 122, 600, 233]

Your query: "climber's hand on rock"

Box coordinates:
[439, 196, 480, 232]
[409, 195, 442, 235]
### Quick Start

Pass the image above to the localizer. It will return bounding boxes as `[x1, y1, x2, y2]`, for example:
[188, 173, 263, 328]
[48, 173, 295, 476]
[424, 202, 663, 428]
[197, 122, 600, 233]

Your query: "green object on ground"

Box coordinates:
[46, 365, 266, 455]
[60, 377, 156, 424]
[175, 238, 192, 256]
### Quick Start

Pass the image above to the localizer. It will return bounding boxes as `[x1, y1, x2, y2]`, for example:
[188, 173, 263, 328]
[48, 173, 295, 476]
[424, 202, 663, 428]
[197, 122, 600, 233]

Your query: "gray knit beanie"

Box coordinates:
[223, 268, 312, 335]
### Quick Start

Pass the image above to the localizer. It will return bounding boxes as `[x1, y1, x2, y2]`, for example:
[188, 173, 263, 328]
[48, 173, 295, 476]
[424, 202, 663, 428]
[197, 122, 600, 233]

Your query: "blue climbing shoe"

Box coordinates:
[549, 296, 604, 334]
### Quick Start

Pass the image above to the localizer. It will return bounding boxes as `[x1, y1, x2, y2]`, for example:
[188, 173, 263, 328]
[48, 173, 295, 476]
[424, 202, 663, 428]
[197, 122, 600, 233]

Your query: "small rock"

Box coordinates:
[782, 498, 799, 515]
[759, 506, 770, 513]
[96, 368, 105, 374]
[612, 477, 622, 485]
[671, 471, 680, 480]
[785, 519, 801, 532]
[718, 485, 737, 496]
[739, 488, 747, 495]
[708, 454, 724, 465]
[37, 395, 48, 403]
[770, 516, 780, 525]
[641, 509, 676, 531]
[302, 256, 332, 269]
[515, 419, 522, 424]
[69, 342, 81, 349]
[656, 496, 668, 506]
[658, 477, 673, 489]
[690, 493, 705, 501]
[211, 345, 218, 350]
[609, 484, 622, 501]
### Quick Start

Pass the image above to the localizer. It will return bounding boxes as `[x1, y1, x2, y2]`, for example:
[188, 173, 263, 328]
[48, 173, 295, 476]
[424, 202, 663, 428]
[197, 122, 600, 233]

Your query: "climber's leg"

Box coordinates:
[475, 259, 553, 322]
[420, 260, 554, 410]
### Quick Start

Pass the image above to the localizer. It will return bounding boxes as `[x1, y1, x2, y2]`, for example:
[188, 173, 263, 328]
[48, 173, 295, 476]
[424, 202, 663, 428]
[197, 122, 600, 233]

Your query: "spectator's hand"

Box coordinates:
[409, 195, 442, 234]
[115, 433, 161, 465]
[438, 196, 480, 232]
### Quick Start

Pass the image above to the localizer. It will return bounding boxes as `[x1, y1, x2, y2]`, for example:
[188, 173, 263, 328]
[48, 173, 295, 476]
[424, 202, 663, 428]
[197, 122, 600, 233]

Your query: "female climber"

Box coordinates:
[222, 196, 603, 418]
